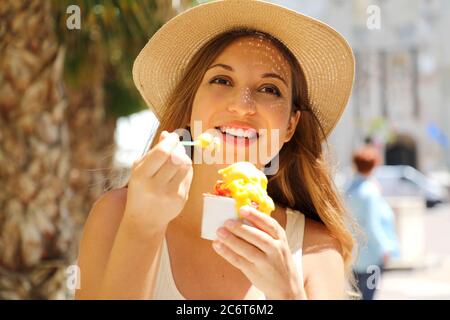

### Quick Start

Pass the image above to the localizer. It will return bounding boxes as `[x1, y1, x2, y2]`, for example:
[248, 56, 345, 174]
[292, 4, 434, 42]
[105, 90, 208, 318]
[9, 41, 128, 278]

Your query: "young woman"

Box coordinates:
[75, 0, 356, 300]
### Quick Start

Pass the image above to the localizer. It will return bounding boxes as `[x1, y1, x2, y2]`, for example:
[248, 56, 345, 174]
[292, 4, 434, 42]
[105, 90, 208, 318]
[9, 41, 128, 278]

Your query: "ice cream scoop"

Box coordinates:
[201, 162, 275, 240]
[215, 162, 275, 216]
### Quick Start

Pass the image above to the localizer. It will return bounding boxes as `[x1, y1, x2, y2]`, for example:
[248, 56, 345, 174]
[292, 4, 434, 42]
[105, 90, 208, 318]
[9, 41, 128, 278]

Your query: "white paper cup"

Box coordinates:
[201, 193, 238, 241]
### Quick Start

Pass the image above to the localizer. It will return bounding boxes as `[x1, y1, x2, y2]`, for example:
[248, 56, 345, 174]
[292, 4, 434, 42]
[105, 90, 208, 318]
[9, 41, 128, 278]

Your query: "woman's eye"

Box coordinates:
[210, 77, 231, 86]
[261, 86, 281, 97]
[209, 78, 281, 97]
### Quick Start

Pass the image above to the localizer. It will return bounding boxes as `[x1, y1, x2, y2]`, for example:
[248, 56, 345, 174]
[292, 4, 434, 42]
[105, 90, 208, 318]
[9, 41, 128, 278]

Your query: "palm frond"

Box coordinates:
[51, 0, 182, 117]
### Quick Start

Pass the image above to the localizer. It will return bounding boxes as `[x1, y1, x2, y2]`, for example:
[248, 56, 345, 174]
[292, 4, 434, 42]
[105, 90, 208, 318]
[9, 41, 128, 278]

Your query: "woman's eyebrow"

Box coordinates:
[261, 73, 287, 87]
[208, 63, 288, 87]
[208, 63, 233, 71]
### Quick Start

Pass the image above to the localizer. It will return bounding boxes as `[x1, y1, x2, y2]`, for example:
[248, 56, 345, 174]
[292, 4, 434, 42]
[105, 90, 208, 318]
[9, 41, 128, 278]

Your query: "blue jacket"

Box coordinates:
[345, 174, 400, 272]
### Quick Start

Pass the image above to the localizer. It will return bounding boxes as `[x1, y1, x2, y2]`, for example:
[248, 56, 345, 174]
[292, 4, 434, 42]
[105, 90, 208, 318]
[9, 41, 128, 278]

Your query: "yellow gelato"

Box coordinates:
[194, 132, 221, 150]
[214, 162, 275, 216]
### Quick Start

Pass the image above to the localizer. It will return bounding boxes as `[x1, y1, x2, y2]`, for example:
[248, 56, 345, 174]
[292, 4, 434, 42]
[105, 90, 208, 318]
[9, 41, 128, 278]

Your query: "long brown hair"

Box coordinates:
[147, 28, 356, 290]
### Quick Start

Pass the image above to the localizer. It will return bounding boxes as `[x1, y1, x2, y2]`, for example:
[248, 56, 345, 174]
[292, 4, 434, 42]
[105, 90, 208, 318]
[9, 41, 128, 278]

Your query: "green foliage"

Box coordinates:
[104, 65, 144, 118]
[191, 0, 212, 5]
[52, 0, 167, 117]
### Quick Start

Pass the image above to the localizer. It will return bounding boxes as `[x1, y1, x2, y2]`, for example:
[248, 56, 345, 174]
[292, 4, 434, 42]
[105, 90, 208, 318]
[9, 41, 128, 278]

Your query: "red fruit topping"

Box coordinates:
[214, 182, 231, 197]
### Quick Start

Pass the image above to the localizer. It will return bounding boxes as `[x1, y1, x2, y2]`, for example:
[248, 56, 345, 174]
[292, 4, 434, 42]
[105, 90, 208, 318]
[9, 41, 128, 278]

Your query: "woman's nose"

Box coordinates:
[226, 87, 256, 116]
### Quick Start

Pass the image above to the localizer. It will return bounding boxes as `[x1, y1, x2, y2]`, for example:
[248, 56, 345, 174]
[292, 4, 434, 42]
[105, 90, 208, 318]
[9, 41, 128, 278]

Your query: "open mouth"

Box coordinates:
[214, 126, 259, 140]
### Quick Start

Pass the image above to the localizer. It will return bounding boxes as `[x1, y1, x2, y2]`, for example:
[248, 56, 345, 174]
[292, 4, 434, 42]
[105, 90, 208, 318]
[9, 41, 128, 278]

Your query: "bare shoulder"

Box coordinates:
[303, 217, 342, 255]
[302, 217, 346, 299]
[75, 188, 128, 299]
[82, 187, 128, 238]
[91, 187, 128, 215]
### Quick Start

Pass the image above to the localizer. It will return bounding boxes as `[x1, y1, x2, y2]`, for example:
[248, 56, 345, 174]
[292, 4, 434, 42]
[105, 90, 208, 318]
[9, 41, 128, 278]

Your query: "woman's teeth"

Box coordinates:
[218, 126, 258, 139]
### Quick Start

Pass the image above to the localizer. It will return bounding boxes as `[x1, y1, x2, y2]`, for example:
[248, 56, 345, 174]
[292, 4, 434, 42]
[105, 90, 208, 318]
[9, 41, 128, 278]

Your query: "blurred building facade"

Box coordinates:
[270, 0, 450, 173]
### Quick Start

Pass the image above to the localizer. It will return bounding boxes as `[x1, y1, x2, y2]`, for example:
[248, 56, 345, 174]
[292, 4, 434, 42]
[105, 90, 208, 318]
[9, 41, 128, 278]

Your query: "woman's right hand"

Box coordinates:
[123, 131, 193, 236]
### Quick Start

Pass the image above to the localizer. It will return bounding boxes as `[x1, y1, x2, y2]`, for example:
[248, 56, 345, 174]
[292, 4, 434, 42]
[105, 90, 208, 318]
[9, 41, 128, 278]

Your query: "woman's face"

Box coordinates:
[190, 35, 301, 167]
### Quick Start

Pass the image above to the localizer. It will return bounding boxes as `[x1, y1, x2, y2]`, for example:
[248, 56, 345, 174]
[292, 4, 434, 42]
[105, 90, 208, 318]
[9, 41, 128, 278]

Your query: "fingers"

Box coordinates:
[212, 240, 254, 272]
[159, 130, 169, 142]
[152, 143, 190, 185]
[216, 226, 266, 264]
[239, 206, 283, 240]
[135, 131, 181, 177]
[152, 158, 182, 185]
[136, 130, 169, 164]
[222, 219, 275, 253]
[167, 161, 192, 189]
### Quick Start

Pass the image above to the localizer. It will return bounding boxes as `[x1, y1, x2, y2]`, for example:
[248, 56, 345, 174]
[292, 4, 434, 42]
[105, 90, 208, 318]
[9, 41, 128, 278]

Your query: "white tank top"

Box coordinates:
[153, 207, 306, 299]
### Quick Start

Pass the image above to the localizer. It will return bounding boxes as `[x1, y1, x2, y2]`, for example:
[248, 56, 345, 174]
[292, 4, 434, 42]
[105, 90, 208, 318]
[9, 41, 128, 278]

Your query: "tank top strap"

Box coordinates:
[153, 238, 186, 300]
[285, 207, 306, 286]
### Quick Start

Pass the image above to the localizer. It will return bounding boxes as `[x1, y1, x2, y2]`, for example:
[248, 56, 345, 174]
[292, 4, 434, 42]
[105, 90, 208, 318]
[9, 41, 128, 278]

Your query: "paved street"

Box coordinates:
[376, 203, 450, 299]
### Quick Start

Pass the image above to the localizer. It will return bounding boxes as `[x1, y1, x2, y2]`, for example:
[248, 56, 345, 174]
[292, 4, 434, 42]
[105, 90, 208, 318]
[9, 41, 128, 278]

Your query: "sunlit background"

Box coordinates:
[1, 0, 449, 299]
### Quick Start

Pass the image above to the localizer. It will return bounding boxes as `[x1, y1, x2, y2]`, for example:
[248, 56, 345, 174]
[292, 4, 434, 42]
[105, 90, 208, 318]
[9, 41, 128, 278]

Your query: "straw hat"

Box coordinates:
[133, 0, 355, 139]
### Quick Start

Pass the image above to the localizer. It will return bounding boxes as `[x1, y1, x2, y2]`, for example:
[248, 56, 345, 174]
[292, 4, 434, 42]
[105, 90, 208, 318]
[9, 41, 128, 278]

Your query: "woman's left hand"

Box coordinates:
[212, 205, 307, 300]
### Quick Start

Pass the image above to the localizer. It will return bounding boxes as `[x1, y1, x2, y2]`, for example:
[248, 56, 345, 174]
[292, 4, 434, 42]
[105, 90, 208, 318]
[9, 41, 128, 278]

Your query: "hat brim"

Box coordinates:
[133, 0, 355, 139]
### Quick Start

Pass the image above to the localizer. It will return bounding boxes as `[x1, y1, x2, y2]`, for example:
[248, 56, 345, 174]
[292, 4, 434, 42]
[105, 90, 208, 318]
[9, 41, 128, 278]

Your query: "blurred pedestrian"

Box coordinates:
[345, 146, 400, 300]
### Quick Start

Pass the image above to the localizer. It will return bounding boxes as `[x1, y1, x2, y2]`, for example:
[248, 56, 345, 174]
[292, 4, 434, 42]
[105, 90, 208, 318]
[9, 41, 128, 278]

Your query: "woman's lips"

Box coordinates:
[214, 125, 259, 137]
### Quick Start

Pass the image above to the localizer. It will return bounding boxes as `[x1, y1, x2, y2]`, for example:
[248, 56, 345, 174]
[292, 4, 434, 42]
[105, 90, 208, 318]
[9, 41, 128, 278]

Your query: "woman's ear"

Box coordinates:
[284, 110, 301, 143]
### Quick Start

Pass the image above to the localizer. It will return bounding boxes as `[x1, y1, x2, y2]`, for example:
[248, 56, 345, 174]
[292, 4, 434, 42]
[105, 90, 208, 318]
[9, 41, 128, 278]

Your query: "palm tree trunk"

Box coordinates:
[0, 0, 73, 299]
[65, 42, 117, 249]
